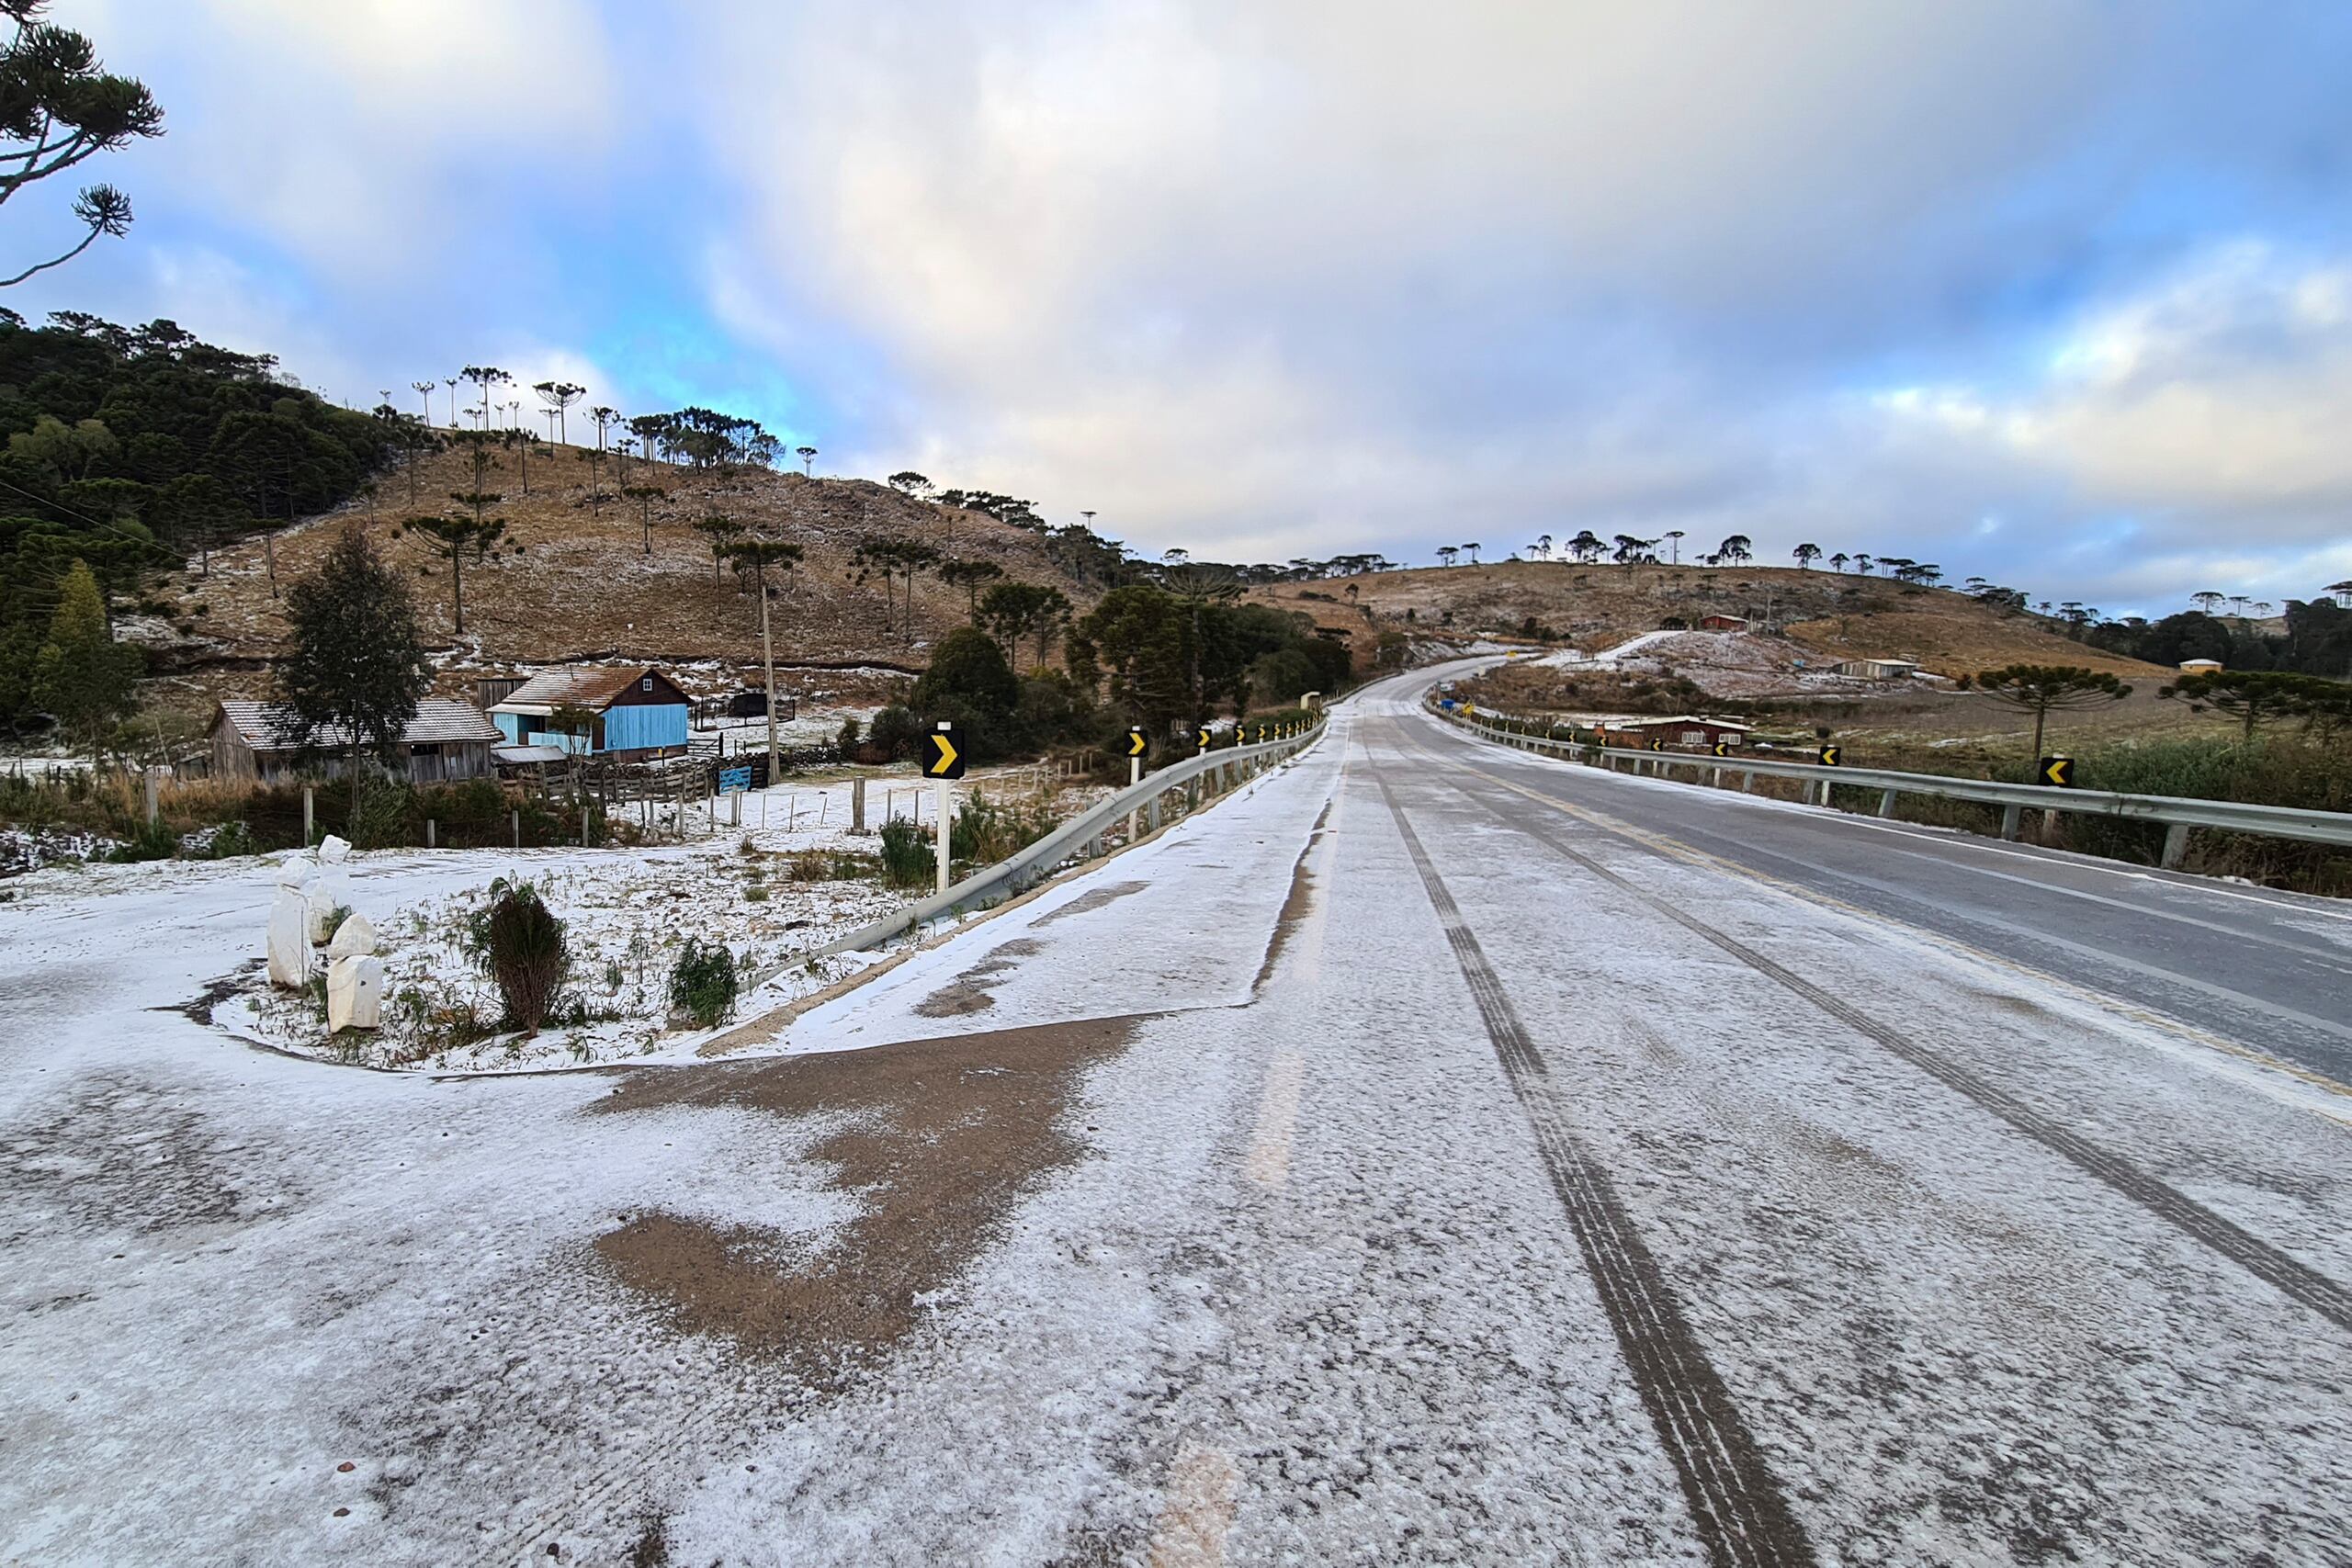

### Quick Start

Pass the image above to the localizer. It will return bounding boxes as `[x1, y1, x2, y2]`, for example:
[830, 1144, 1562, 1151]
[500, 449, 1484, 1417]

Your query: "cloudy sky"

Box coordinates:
[12, 1, 2352, 615]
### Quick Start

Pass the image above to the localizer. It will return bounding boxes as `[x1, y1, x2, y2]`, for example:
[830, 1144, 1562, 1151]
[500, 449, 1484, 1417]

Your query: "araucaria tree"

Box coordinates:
[32, 558, 139, 760]
[401, 512, 509, 636]
[1792, 543, 1821, 570]
[622, 485, 665, 554]
[276, 524, 432, 815]
[461, 366, 509, 429]
[0, 2, 164, 288]
[978, 580, 1072, 670]
[724, 536, 802, 772]
[936, 558, 1004, 621]
[1961, 664, 2132, 769]
[2159, 670, 2313, 741]
[694, 514, 742, 583]
[532, 379, 585, 446]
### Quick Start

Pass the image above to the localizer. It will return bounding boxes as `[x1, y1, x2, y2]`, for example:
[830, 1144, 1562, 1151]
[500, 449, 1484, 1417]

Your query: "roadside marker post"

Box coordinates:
[925, 722, 964, 892]
[1815, 743, 1840, 807]
[1126, 727, 1150, 841]
[2040, 755, 2075, 789]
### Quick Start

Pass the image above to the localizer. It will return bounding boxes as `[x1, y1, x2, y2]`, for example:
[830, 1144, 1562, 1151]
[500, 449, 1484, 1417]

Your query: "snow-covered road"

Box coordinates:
[4, 669, 2348, 1564]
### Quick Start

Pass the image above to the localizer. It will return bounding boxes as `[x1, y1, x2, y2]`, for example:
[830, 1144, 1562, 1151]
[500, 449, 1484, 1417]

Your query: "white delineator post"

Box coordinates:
[1127, 752, 1142, 841]
[934, 720, 954, 894]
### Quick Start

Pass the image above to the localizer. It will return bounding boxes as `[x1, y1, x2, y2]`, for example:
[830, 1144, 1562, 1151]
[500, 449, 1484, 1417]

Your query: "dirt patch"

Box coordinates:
[591, 1014, 1139, 1373]
[910, 937, 1046, 1017]
[1031, 880, 1149, 927]
[1251, 798, 1334, 994]
[153, 960, 265, 1025]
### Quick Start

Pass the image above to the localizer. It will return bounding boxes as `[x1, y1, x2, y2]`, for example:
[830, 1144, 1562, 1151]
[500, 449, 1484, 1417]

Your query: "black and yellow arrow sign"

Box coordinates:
[924, 724, 964, 779]
[1126, 727, 1149, 760]
[1256, 725, 1268, 743]
[1197, 727, 1212, 750]
[1712, 740, 1732, 757]
[2040, 754, 2075, 788]
[1817, 744, 1841, 767]
[1648, 738, 1665, 752]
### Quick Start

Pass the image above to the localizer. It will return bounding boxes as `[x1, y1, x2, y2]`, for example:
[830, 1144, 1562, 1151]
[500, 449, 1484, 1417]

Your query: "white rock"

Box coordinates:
[274, 852, 314, 887]
[266, 886, 311, 988]
[317, 834, 352, 863]
[325, 912, 378, 959]
[304, 884, 340, 945]
[325, 953, 383, 1031]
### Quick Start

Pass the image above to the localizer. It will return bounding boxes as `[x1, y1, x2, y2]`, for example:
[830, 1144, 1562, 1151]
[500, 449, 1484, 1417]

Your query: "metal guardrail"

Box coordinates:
[1437, 705, 2352, 870]
[822, 720, 1329, 953]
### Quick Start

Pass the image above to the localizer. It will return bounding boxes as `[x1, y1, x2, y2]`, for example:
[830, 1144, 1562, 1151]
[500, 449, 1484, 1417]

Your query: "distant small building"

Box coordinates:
[489, 667, 692, 760]
[210, 699, 503, 784]
[2177, 658, 2223, 674]
[1698, 614, 1748, 632]
[1830, 658, 1919, 680]
[1591, 715, 1752, 750]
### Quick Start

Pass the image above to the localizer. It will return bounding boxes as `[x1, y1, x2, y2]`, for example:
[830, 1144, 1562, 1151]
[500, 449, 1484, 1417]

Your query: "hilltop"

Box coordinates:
[1249, 559, 2163, 680]
[131, 442, 1101, 706]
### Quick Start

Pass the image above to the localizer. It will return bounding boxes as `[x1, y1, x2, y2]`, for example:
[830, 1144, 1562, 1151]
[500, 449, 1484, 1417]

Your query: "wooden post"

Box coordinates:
[425, 818, 435, 849]
[302, 785, 314, 845]
[853, 776, 867, 832]
[142, 767, 160, 827]
[511, 808, 520, 850]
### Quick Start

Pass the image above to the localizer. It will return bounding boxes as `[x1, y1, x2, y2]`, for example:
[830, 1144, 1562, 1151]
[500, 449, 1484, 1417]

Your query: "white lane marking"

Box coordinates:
[1146, 1441, 1240, 1568]
[1243, 1052, 1306, 1189]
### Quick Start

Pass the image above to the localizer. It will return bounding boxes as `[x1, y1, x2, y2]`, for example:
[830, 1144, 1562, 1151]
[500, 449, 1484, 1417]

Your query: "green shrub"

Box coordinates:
[205, 820, 258, 858]
[868, 705, 925, 761]
[461, 879, 571, 1034]
[876, 816, 933, 888]
[668, 938, 739, 1027]
[787, 848, 875, 881]
[105, 819, 178, 863]
[950, 789, 1055, 865]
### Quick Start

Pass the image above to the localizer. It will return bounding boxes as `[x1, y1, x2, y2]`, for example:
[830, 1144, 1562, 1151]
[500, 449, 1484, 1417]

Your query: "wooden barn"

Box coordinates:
[488, 667, 692, 761]
[209, 700, 503, 784]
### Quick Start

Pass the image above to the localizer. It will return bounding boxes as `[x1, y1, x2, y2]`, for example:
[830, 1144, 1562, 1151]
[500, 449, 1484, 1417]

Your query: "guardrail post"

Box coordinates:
[2000, 804, 2023, 841]
[2162, 822, 2190, 871]
[1877, 788, 1897, 818]
[1148, 793, 1163, 834]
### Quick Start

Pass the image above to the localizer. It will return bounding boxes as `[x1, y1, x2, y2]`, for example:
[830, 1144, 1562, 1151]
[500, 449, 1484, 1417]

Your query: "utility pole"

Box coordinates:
[758, 581, 779, 782]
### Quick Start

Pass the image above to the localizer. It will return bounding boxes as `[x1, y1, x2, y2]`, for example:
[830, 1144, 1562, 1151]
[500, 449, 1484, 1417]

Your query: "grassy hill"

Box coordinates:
[1250, 558, 2161, 679]
[132, 443, 1099, 706]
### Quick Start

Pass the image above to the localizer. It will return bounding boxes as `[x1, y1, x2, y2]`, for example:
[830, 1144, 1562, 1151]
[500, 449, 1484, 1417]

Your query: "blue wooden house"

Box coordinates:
[488, 667, 692, 761]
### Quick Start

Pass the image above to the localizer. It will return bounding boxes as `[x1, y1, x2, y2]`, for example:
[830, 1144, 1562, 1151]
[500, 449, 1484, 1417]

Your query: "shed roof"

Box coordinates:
[492, 744, 570, 764]
[492, 666, 678, 714]
[216, 698, 502, 751]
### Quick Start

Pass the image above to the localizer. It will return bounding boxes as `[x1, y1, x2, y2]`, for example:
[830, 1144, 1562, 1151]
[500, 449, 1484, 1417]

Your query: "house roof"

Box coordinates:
[1602, 714, 1754, 731]
[216, 698, 502, 751]
[491, 666, 676, 715]
[492, 744, 570, 764]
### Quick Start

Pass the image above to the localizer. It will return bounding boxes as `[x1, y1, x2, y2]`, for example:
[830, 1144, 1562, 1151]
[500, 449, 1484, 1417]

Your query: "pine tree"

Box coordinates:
[276, 525, 431, 814]
[33, 558, 140, 761]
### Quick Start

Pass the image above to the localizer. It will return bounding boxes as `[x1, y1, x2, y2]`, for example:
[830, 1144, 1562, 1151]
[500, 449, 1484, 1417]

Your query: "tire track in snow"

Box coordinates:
[1374, 773, 1817, 1568]
[1428, 752, 2352, 1337]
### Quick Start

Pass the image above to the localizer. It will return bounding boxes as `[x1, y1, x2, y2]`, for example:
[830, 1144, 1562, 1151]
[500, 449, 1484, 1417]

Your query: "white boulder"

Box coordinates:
[325, 954, 383, 1031]
[266, 885, 311, 988]
[317, 834, 352, 864]
[325, 912, 378, 959]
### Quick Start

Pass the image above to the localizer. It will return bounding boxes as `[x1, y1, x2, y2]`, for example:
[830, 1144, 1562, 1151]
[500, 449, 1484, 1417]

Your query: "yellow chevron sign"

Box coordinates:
[2041, 755, 2075, 788]
[1817, 744, 1841, 767]
[1197, 727, 1212, 750]
[1127, 728, 1149, 759]
[925, 726, 963, 779]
